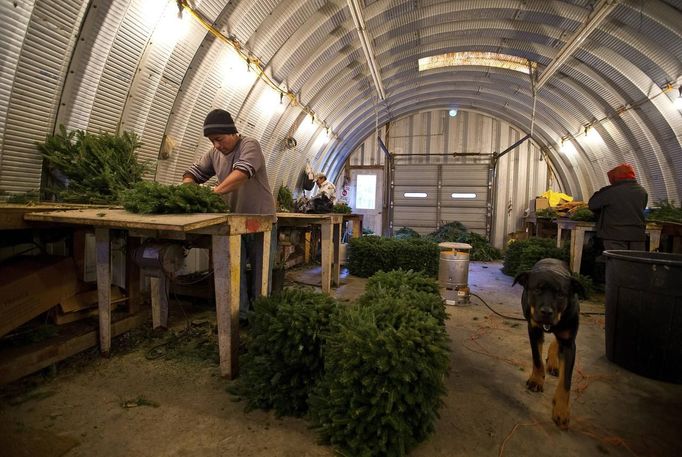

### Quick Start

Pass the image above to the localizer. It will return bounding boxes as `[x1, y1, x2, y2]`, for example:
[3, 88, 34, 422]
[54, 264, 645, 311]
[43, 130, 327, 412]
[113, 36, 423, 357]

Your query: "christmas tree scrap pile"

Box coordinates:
[121, 181, 228, 214]
[232, 271, 449, 457]
[38, 125, 148, 204]
[309, 270, 449, 457]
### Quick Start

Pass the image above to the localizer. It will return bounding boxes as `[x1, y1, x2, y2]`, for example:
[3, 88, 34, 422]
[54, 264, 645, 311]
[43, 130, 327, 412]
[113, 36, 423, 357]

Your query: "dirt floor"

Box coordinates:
[1, 261, 681, 457]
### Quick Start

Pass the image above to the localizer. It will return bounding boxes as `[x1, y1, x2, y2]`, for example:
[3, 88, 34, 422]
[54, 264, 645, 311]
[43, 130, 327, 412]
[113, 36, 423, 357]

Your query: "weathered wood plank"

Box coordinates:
[0, 312, 147, 385]
[25, 209, 228, 232]
[95, 228, 111, 356]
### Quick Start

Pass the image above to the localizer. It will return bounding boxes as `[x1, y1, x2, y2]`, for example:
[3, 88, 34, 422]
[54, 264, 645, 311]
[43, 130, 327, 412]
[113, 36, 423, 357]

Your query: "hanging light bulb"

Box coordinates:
[560, 137, 576, 157]
[448, 108, 458, 117]
[584, 124, 599, 141]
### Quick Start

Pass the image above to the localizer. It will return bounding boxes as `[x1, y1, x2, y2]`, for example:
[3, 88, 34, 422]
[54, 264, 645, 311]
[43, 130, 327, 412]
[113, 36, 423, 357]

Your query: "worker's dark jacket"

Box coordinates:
[588, 179, 648, 241]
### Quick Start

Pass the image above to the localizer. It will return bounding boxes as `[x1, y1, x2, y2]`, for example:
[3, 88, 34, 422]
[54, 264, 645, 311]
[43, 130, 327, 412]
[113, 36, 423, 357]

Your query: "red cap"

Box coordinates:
[607, 163, 635, 184]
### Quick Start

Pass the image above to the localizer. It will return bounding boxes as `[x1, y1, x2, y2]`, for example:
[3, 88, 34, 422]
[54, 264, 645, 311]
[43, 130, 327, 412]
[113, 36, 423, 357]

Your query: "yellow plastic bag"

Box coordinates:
[541, 190, 573, 207]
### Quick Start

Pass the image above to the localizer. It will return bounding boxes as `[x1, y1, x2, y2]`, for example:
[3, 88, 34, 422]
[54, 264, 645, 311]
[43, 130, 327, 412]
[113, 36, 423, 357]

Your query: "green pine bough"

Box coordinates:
[38, 125, 148, 204]
[309, 297, 450, 457]
[121, 181, 228, 214]
[332, 202, 352, 213]
[347, 236, 440, 278]
[360, 270, 447, 326]
[277, 185, 295, 212]
[229, 272, 450, 456]
[229, 288, 339, 417]
[502, 237, 569, 277]
[647, 200, 682, 223]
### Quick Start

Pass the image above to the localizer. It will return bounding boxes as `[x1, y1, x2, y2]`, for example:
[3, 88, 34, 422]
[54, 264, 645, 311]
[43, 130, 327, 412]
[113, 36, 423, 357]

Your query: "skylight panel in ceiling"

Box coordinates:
[418, 51, 537, 74]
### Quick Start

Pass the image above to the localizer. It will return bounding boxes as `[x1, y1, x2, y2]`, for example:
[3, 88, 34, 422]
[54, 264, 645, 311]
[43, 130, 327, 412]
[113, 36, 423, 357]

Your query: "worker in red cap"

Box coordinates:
[588, 163, 648, 251]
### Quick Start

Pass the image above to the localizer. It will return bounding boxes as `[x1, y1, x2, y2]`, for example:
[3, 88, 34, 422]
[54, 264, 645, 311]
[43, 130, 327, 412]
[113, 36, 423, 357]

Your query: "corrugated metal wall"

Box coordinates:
[345, 109, 551, 248]
[0, 1, 88, 194]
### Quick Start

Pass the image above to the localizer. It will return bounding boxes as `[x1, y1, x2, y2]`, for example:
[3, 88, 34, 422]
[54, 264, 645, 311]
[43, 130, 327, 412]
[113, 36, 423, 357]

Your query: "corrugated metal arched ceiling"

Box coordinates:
[0, 0, 680, 203]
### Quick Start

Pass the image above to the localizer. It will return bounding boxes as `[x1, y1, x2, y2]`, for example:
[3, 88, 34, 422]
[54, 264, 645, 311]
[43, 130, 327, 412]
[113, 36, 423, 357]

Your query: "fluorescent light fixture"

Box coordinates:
[419, 52, 536, 74]
[404, 192, 427, 198]
[449, 109, 458, 117]
[451, 193, 476, 199]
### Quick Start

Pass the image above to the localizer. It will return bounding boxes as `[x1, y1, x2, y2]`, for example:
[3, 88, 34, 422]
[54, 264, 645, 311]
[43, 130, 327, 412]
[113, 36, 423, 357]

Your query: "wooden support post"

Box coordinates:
[212, 234, 241, 379]
[125, 235, 142, 314]
[94, 228, 111, 357]
[332, 221, 341, 287]
[150, 275, 168, 329]
[304, 230, 312, 263]
[320, 222, 332, 293]
[260, 228, 271, 297]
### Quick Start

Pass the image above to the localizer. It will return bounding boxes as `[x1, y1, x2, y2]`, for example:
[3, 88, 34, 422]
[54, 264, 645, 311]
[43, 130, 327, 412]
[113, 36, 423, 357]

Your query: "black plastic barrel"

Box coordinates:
[604, 250, 682, 383]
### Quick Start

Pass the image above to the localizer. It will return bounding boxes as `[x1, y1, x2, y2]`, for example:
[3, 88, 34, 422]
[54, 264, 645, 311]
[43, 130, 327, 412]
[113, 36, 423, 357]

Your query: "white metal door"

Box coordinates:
[350, 169, 383, 235]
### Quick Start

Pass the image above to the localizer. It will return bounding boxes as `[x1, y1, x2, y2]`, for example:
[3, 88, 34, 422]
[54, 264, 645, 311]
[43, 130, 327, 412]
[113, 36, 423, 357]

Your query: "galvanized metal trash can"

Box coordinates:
[438, 242, 472, 305]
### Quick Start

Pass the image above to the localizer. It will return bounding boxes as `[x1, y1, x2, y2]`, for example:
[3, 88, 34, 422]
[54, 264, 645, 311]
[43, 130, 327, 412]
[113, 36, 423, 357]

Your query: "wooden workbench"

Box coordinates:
[554, 219, 662, 273]
[0, 203, 117, 230]
[24, 208, 274, 379]
[342, 213, 364, 239]
[276, 213, 343, 293]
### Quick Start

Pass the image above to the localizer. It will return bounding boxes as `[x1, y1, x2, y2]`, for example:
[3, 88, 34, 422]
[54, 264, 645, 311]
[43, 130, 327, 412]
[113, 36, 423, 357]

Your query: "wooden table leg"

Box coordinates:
[332, 222, 341, 287]
[212, 234, 241, 379]
[570, 228, 585, 274]
[95, 228, 111, 357]
[304, 230, 312, 263]
[320, 222, 332, 293]
[556, 225, 563, 248]
[150, 275, 168, 329]
[125, 235, 141, 314]
[648, 229, 661, 252]
[352, 217, 362, 238]
[260, 228, 271, 297]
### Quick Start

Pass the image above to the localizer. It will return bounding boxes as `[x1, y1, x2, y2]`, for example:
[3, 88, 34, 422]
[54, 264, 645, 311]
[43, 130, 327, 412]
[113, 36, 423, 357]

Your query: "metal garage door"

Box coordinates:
[392, 162, 489, 235]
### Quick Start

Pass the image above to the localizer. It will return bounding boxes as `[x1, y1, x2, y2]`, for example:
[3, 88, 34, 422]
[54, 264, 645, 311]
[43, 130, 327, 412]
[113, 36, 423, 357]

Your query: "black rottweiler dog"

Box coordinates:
[513, 258, 584, 429]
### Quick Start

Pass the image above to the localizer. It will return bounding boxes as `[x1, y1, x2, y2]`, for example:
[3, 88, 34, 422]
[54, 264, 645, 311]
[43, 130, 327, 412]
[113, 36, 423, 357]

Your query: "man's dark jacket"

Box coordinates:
[588, 179, 648, 241]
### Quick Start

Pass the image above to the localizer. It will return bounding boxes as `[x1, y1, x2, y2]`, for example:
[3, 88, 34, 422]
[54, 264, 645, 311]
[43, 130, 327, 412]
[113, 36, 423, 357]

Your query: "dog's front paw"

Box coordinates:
[552, 398, 570, 429]
[546, 365, 559, 377]
[526, 376, 544, 392]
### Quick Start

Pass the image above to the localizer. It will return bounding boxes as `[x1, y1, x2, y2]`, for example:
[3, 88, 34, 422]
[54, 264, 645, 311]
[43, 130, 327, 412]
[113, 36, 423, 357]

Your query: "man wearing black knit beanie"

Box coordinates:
[183, 109, 276, 320]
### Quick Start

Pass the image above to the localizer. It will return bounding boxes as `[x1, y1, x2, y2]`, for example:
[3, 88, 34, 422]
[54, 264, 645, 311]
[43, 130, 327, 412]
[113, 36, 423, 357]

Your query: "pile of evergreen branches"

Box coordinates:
[277, 185, 294, 212]
[331, 202, 352, 213]
[569, 207, 595, 221]
[309, 292, 450, 456]
[230, 273, 450, 456]
[502, 237, 569, 277]
[359, 269, 447, 325]
[647, 200, 682, 223]
[121, 181, 228, 214]
[38, 125, 148, 203]
[230, 288, 339, 417]
[426, 221, 467, 242]
[347, 236, 439, 277]
[418, 222, 503, 261]
[394, 226, 420, 240]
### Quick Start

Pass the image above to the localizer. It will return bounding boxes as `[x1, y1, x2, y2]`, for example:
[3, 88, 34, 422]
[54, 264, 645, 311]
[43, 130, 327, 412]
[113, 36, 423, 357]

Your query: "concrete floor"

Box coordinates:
[1, 261, 681, 456]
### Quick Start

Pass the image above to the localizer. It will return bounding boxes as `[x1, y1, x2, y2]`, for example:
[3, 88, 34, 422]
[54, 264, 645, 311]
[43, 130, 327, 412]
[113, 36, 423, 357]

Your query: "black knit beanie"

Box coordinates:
[203, 109, 238, 136]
